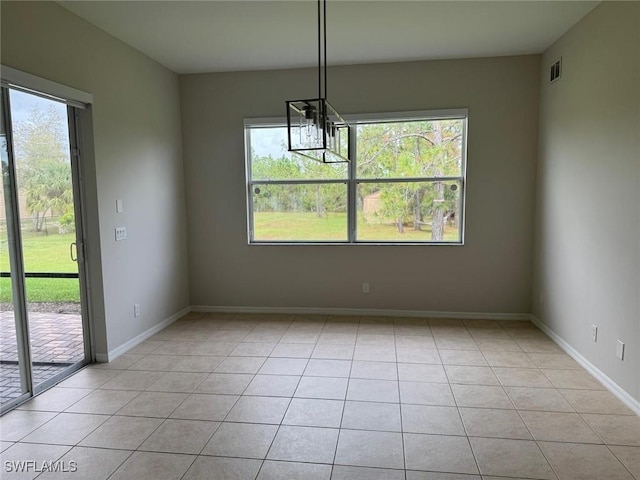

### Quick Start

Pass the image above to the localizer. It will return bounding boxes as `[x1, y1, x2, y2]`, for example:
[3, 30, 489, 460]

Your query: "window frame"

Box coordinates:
[244, 109, 468, 245]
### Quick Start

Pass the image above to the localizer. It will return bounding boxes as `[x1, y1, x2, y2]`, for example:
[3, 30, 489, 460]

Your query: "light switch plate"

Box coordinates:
[616, 340, 625, 361]
[116, 199, 124, 213]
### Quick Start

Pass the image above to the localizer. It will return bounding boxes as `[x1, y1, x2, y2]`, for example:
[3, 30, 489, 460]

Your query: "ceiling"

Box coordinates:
[59, 1, 598, 74]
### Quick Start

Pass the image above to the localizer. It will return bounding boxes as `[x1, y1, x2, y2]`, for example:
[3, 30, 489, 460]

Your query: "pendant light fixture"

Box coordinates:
[286, 0, 350, 163]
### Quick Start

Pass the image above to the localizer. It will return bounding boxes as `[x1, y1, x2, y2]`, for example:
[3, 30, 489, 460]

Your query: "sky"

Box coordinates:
[9, 89, 69, 130]
[250, 126, 291, 159]
[7, 89, 71, 161]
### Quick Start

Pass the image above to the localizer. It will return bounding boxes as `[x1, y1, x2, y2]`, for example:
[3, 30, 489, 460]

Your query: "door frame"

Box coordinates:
[0, 87, 34, 412]
[0, 68, 95, 414]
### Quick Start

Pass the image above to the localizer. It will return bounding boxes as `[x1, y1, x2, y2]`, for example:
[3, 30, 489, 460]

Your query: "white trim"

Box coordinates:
[243, 108, 469, 127]
[191, 305, 530, 321]
[344, 108, 469, 124]
[530, 315, 640, 416]
[1, 65, 92, 107]
[99, 306, 191, 362]
[243, 117, 285, 127]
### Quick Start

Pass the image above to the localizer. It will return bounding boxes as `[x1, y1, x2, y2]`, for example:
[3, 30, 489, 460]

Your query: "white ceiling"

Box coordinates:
[59, 1, 598, 74]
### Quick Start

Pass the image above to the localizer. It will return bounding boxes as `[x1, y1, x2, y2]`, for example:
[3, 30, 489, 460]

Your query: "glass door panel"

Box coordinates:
[8, 89, 87, 390]
[0, 89, 31, 410]
[0, 84, 89, 412]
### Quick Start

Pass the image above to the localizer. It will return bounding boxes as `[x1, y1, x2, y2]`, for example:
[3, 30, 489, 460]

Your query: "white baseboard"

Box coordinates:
[530, 315, 640, 416]
[191, 305, 531, 321]
[98, 306, 191, 362]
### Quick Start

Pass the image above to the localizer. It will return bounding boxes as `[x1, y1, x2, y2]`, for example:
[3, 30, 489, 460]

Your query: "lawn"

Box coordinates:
[253, 212, 459, 242]
[0, 230, 80, 303]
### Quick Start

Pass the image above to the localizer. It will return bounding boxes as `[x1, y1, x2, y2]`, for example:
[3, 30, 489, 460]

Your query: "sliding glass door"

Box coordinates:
[1, 89, 31, 408]
[0, 85, 91, 413]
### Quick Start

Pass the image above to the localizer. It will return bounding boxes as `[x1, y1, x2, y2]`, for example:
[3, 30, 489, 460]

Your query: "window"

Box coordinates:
[245, 110, 467, 244]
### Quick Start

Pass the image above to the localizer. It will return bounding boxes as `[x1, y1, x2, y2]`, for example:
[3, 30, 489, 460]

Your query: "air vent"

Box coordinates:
[550, 57, 562, 83]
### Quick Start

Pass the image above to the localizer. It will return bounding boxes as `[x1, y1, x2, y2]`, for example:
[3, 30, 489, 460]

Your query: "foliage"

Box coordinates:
[13, 105, 74, 231]
[253, 183, 346, 218]
[356, 120, 463, 239]
[58, 212, 75, 234]
[252, 151, 347, 217]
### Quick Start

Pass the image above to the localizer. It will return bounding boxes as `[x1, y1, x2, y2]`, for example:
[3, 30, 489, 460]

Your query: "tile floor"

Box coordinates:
[0, 312, 638, 479]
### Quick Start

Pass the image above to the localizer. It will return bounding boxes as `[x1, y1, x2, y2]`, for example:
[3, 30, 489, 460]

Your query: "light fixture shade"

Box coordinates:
[286, 98, 350, 163]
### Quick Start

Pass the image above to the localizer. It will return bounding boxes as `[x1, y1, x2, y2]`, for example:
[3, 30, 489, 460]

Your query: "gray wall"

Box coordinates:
[1, 2, 191, 355]
[532, 2, 640, 401]
[180, 55, 540, 314]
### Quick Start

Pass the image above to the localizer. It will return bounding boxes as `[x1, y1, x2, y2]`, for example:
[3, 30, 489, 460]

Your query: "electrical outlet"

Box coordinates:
[616, 340, 625, 361]
[591, 325, 598, 342]
[362, 282, 370, 294]
[115, 226, 127, 241]
[134, 304, 140, 318]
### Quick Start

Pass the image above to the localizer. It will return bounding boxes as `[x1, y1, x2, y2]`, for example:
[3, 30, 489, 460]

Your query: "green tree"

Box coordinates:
[252, 151, 346, 218]
[357, 119, 463, 240]
[13, 106, 73, 231]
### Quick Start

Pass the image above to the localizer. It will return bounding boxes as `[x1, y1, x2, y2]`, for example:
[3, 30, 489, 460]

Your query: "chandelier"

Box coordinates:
[286, 0, 350, 163]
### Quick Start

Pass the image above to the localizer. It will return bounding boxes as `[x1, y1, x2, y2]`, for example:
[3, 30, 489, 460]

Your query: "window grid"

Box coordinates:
[246, 111, 468, 245]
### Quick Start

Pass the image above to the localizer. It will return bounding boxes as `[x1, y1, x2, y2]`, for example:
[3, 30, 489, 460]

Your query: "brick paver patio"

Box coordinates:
[0, 311, 84, 405]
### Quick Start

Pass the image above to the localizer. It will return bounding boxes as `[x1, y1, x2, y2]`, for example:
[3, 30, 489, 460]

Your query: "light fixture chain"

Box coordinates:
[318, 0, 322, 100]
[286, 0, 350, 163]
[323, 0, 327, 100]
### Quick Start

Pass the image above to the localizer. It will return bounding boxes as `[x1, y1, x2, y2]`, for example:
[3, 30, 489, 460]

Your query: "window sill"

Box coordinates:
[248, 241, 465, 246]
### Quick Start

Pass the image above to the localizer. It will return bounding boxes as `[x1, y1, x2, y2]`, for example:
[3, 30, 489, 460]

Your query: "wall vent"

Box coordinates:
[550, 57, 562, 83]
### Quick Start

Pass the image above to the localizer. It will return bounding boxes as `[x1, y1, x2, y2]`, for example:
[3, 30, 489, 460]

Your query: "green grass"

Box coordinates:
[0, 277, 80, 303]
[253, 212, 459, 242]
[0, 230, 80, 303]
[254, 212, 348, 241]
[0, 231, 78, 272]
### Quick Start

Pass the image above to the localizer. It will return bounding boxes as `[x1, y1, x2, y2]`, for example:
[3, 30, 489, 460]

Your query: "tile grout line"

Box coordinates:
[254, 313, 322, 480]
[456, 320, 483, 478]
[331, 316, 358, 478]
[393, 321, 408, 480]
[212, 318, 287, 480]
[181, 312, 270, 479]
[206, 310, 286, 478]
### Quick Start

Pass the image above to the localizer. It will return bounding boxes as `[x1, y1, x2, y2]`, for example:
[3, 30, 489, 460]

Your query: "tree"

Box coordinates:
[251, 150, 346, 218]
[356, 119, 463, 240]
[13, 105, 73, 231]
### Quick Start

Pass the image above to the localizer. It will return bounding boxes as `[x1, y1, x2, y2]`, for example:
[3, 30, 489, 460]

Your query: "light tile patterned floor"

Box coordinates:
[0, 312, 638, 479]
